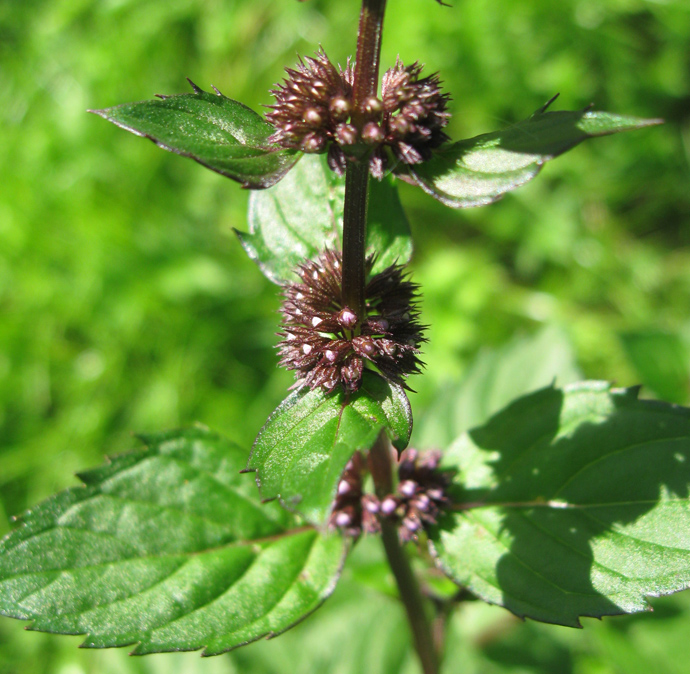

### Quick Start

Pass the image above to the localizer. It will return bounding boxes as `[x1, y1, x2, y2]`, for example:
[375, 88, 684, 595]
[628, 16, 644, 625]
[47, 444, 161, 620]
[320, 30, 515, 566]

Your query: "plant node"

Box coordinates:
[279, 249, 425, 392]
[267, 50, 450, 179]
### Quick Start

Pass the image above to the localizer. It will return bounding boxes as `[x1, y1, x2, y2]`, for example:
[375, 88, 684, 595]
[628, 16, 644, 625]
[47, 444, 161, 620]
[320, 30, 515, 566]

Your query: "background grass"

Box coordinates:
[1, 0, 689, 672]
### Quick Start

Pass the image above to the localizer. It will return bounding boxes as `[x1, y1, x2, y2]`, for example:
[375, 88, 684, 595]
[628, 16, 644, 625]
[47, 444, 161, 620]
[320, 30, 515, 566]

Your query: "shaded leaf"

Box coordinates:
[415, 326, 581, 449]
[367, 174, 414, 273]
[430, 381, 690, 626]
[0, 428, 347, 655]
[247, 372, 412, 525]
[238, 154, 412, 284]
[403, 104, 662, 208]
[91, 82, 301, 188]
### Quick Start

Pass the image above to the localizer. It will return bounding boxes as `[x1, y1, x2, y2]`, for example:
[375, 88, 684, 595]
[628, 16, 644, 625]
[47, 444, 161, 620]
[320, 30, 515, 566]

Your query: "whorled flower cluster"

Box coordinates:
[329, 448, 452, 542]
[279, 249, 425, 393]
[267, 50, 450, 179]
[376, 448, 451, 542]
[327, 453, 379, 537]
[266, 50, 354, 160]
[375, 59, 451, 175]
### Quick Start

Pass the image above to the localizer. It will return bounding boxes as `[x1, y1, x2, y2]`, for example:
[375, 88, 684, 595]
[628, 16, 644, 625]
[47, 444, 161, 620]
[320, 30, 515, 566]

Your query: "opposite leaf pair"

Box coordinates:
[2, 381, 689, 657]
[91, 76, 660, 206]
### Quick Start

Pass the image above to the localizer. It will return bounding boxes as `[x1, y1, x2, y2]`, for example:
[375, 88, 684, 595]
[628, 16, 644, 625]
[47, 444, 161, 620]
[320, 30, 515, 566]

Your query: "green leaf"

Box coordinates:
[621, 330, 690, 404]
[403, 103, 662, 208]
[415, 326, 582, 450]
[90, 82, 301, 189]
[429, 381, 690, 626]
[237, 154, 413, 284]
[231, 571, 416, 674]
[0, 428, 347, 655]
[247, 372, 412, 525]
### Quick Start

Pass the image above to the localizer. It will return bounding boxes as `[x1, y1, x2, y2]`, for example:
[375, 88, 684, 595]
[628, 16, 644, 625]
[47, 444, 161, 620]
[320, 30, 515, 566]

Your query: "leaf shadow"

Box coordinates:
[442, 385, 690, 626]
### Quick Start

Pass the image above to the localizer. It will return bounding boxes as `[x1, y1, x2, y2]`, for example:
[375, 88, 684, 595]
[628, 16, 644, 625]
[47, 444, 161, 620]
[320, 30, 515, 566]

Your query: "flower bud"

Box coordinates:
[335, 123, 358, 146]
[378, 58, 451, 169]
[337, 307, 358, 329]
[363, 96, 383, 118]
[374, 447, 453, 543]
[301, 132, 326, 152]
[267, 49, 354, 154]
[362, 122, 385, 145]
[302, 107, 323, 127]
[329, 96, 351, 121]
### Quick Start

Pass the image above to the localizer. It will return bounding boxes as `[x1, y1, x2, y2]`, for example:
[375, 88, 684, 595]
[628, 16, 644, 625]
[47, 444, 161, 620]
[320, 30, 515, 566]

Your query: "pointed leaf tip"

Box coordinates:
[186, 78, 202, 93]
[536, 93, 560, 114]
[92, 84, 302, 188]
[403, 106, 662, 208]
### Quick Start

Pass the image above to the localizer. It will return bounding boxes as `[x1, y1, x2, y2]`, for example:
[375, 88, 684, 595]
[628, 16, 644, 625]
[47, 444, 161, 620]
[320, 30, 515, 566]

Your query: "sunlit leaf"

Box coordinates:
[403, 104, 662, 208]
[430, 382, 690, 626]
[247, 373, 412, 525]
[91, 82, 301, 188]
[0, 428, 347, 654]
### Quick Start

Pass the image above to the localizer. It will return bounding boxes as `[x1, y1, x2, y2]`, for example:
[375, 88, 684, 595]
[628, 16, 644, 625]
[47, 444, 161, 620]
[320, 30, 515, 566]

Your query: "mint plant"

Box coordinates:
[1, 1, 687, 673]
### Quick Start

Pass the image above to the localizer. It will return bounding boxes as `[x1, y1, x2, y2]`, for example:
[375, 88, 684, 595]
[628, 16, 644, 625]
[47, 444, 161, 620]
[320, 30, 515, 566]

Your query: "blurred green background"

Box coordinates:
[1, 0, 689, 672]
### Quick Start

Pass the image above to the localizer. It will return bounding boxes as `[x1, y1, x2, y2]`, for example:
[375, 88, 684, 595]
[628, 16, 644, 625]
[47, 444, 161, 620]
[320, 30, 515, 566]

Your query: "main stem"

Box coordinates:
[369, 434, 440, 674]
[341, 3, 438, 671]
[340, 0, 387, 318]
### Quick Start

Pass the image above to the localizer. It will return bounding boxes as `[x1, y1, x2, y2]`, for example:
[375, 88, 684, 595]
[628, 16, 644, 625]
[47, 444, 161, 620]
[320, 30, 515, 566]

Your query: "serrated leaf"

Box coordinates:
[238, 154, 412, 284]
[429, 381, 690, 626]
[91, 82, 301, 188]
[0, 428, 347, 654]
[403, 105, 662, 208]
[231, 571, 415, 674]
[247, 372, 412, 525]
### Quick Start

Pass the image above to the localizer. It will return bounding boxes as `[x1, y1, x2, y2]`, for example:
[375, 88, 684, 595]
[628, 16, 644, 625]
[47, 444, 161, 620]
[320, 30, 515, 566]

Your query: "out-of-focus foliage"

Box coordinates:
[0, 0, 688, 672]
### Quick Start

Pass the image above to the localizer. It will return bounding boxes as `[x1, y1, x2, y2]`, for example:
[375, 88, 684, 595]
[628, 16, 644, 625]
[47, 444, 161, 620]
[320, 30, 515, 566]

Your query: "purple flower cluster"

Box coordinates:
[376, 448, 451, 542]
[329, 448, 452, 542]
[279, 249, 424, 393]
[327, 453, 379, 537]
[267, 50, 450, 179]
[266, 50, 354, 160]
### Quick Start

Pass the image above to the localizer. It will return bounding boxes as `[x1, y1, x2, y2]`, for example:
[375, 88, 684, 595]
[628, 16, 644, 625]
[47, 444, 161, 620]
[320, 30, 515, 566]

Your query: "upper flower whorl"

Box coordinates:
[267, 51, 450, 179]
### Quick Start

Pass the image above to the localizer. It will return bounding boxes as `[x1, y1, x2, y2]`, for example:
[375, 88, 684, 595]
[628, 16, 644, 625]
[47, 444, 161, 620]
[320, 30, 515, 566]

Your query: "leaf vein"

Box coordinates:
[578, 508, 690, 557]
[461, 510, 607, 598]
[515, 509, 631, 582]
[553, 435, 690, 498]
